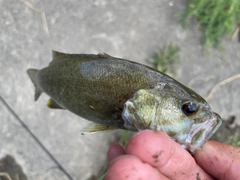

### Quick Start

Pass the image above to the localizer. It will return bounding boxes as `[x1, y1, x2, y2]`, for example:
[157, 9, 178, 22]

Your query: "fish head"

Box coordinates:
[122, 82, 222, 153]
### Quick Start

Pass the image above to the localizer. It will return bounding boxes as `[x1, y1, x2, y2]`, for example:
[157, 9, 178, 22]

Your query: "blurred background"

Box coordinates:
[1, 0, 240, 179]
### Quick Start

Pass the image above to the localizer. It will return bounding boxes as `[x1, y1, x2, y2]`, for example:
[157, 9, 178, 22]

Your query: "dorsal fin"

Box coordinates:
[53, 51, 113, 59]
[50, 50, 74, 66]
[51, 50, 113, 65]
[97, 53, 113, 58]
[52, 50, 69, 59]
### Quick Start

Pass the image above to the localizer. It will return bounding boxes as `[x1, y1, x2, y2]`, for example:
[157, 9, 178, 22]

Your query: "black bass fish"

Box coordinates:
[27, 51, 222, 153]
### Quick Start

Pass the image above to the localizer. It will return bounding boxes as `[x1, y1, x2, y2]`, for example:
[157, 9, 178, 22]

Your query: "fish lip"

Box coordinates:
[184, 113, 222, 153]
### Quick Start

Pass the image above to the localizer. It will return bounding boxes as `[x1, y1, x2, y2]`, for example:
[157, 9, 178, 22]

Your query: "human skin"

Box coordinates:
[105, 130, 240, 180]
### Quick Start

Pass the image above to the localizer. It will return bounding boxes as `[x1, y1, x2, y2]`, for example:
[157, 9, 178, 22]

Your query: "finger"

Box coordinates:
[106, 155, 169, 180]
[194, 140, 240, 180]
[125, 130, 214, 180]
[107, 143, 125, 162]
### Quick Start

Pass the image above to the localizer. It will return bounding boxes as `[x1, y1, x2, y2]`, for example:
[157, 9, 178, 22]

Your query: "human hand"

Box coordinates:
[105, 130, 240, 180]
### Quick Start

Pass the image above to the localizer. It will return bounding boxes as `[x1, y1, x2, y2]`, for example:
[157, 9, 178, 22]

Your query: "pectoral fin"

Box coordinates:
[47, 98, 65, 109]
[80, 123, 116, 135]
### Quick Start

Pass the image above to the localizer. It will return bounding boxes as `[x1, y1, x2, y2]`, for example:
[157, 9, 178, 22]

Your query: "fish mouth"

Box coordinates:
[183, 113, 222, 153]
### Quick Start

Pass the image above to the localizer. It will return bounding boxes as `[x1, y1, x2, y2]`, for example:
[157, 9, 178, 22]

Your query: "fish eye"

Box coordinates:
[182, 102, 198, 116]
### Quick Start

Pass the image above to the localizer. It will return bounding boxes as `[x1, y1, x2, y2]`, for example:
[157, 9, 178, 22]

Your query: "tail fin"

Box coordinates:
[27, 69, 42, 101]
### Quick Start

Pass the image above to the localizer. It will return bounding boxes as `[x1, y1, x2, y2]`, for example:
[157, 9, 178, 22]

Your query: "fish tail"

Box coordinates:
[27, 69, 42, 101]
